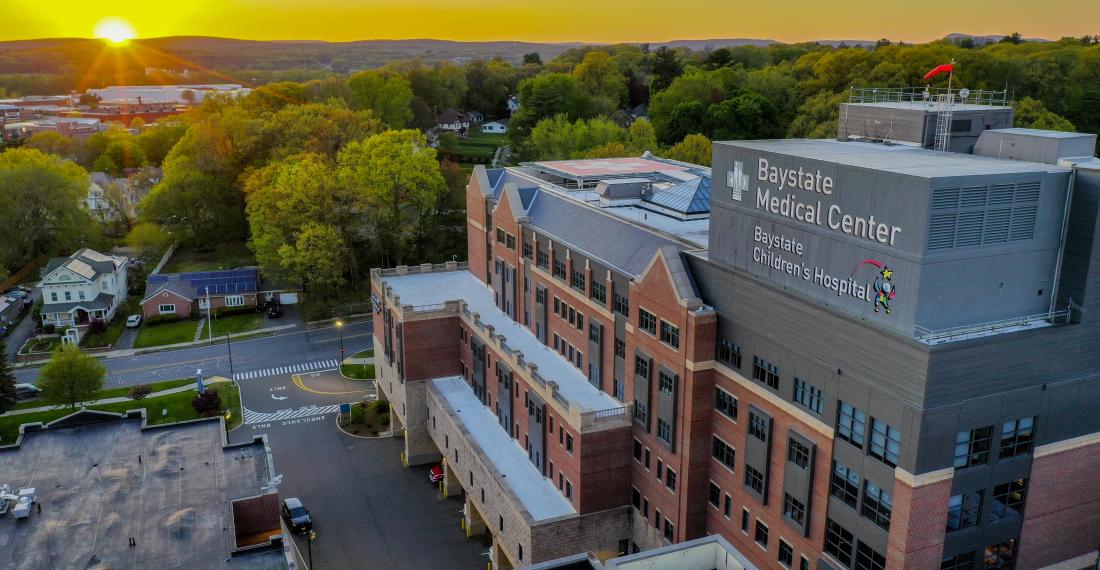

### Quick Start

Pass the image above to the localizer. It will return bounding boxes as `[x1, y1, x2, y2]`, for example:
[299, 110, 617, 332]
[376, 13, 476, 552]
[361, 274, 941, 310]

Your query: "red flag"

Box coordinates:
[923, 63, 954, 81]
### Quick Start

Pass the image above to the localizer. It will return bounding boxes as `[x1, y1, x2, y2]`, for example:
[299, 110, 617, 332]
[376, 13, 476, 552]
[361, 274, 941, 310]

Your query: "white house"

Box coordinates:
[506, 95, 520, 115]
[481, 119, 509, 134]
[436, 108, 470, 132]
[38, 248, 129, 328]
[86, 172, 117, 222]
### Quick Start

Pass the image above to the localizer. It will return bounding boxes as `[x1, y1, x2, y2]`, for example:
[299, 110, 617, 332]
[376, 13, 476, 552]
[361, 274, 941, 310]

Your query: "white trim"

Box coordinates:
[709, 362, 835, 438]
[158, 304, 176, 314]
[895, 466, 954, 488]
[1034, 430, 1100, 458]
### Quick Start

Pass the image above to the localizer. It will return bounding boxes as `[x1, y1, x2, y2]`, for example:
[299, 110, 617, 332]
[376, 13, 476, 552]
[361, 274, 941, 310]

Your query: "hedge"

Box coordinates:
[145, 314, 183, 326]
[213, 304, 258, 317]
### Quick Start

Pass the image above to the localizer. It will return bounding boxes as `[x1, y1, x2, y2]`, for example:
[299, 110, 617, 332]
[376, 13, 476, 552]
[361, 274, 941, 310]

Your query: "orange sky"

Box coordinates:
[5, 0, 1098, 43]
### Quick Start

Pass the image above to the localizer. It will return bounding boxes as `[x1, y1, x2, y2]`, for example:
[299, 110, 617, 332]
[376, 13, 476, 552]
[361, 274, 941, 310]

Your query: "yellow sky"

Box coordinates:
[5, 0, 1098, 43]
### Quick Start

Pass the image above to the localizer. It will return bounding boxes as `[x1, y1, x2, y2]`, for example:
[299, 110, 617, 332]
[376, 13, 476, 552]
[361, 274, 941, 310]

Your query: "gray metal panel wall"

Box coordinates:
[527, 390, 547, 474]
[743, 405, 773, 506]
[497, 362, 513, 433]
[633, 350, 652, 432]
[655, 365, 678, 453]
[588, 318, 604, 390]
[781, 430, 816, 538]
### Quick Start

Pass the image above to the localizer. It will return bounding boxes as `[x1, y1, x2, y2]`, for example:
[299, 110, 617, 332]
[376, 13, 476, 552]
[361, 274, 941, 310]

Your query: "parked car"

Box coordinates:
[14, 383, 40, 400]
[266, 304, 283, 318]
[429, 465, 445, 483]
[281, 498, 313, 533]
[126, 315, 142, 328]
[3, 290, 28, 300]
[0, 325, 8, 338]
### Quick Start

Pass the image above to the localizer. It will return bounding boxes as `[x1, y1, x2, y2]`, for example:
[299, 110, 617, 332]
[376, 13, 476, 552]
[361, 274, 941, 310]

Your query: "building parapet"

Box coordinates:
[847, 86, 1012, 109]
[915, 308, 1071, 344]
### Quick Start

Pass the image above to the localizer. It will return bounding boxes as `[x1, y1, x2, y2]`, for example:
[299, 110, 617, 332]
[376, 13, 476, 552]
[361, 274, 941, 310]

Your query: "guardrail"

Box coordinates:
[914, 309, 1071, 343]
[848, 86, 1011, 108]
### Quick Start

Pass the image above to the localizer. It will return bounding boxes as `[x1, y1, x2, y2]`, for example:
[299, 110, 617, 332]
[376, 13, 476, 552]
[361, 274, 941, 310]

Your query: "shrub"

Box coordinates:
[191, 389, 222, 415]
[87, 319, 107, 335]
[368, 400, 389, 415]
[145, 314, 183, 326]
[213, 304, 257, 318]
[43, 324, 56, 334]
[128, 384, 153, 401]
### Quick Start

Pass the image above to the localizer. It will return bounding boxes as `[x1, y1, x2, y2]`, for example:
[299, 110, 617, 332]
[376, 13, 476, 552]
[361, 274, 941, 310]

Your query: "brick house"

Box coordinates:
[140, 269, 259, 319]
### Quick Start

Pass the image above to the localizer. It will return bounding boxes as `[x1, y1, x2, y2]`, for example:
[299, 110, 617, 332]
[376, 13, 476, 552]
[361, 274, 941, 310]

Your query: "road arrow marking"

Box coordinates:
[271, 394, 289, 401]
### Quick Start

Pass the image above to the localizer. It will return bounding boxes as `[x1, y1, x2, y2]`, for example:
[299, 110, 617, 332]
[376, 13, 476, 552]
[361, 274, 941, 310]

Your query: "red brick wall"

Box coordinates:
[467, 169, 490, 284]
[402, 316, 462, 381]
[1016, 437, 1100, 569]
[142, 291, 193, 319]
[577, 425, 632, 513]
[886, 474, 951, 569]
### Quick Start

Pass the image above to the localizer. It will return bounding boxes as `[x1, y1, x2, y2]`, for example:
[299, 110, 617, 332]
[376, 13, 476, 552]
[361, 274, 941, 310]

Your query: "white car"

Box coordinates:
[126, 315, 143, 328]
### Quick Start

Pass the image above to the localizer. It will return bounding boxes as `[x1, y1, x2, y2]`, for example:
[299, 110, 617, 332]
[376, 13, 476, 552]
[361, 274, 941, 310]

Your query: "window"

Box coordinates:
[861, 480, 892, 531]
[658, 371, 674, 395]
[788, 438, 810, 469]
[615, 338, 626, 358]
[869, 419, 901, 468]
[741, 509, 750, 532]
[633, 438, 642, 461]
[657, 460, 663, 479]
[496, 228, 506, 243]
[505, 234, 516, 250]
[553, 258, 567, 279]
[536, 288, 546, 305]
[754, 520, 769, 548]
[800, 556, 810, 570]
[158, 304, 176, 314]
[568, 306, 576, 324]
[653, 509, 661, 527]
[983, 540, 1017, 570]
[665, 468, 676, 492]
[565, 433, 574, 454]
[954, 426, 993, 469]
[571, 269, 586, 291]
[779, 540, 794, 568]
[537, 250, 549, 269]
[565, 480, 573, 500]
[999, 417, 1035, 459]
[613, 291, 629, 317]
[78, 290, 85, 300]
[656, 418, 672, 445]
[64, 291, 71, 301]
[836, 401, 867, 449]
[793, 378, 824, 414]
[638, 309, 657, 335]
[642, 498, 649, 517]
[589, 323, 601, 344]
[783, 493, 806, 526]
[855, 542, 887, 570]
[990, 479, 1027, 521]
[824, 519, 855, 566]
[717, 339, 742, 368]
[634, 356, 650, 379]
[708, 482, 721, 508]
[50, 292, 58, 302]
[632, 487, 641, 510]
[946, 491, 983, 532]
[644, 448, 651, 469]
[634, 400, 648, 424]
[523, 241, 533, 259]
[712, 437, 736, 470]
[715, 388, 738, 421]
[663, 518, 674, 541]
[744, 465, 765, 494]
[830, 461, 860, 508]
[659, 321, 680, 349]
[940, 552, 975, 570]
[751, 356, 780, 389]
[724, 495, 732, 518]
[225, 295, 245, 307]
[591, 281, 606, 304]
[748, 413, 768, 442]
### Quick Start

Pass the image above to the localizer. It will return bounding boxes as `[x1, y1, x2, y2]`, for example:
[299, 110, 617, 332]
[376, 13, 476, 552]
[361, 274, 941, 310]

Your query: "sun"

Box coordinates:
[94, 18, 136, 45]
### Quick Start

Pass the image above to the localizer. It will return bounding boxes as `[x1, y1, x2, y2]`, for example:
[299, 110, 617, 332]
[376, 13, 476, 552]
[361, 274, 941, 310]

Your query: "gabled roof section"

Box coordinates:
[526, 189, 682, 277]
[471, 165, 495, 198]
[496, 183, 529, 223]
[637, 246, 703, 308]
[41, 248, 124, 284]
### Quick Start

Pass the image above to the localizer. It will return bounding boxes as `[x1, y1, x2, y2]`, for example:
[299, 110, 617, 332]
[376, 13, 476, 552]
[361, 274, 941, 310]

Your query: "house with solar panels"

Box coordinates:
[140, 269, 260, 319]
[38, 248, 129, 328]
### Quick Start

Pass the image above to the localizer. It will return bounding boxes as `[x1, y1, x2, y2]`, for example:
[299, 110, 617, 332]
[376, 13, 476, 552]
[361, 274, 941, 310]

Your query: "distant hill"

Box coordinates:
[944, 33, 1052, 45]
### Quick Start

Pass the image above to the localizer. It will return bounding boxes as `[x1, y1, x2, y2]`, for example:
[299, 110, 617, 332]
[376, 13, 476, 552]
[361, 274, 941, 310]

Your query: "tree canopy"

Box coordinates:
[38, 344, 106, 409]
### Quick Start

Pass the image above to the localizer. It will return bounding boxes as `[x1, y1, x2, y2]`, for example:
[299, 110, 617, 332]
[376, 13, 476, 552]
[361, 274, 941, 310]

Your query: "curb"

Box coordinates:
[337, 363, 376, 382]
[334, 410, 395, 440]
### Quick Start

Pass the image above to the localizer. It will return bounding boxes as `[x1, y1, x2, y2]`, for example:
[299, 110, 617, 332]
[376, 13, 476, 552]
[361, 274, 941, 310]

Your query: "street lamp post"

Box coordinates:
[335, 320, 345, 363]
[307, 530, 317, 568]
[225, 333, 235, 380]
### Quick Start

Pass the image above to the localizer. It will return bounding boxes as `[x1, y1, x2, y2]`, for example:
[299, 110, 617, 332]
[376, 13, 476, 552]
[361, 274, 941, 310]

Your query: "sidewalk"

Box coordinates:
[2, 376, 229, 417]
[342, 357, 375, 365]
[12, 323, 298, 368]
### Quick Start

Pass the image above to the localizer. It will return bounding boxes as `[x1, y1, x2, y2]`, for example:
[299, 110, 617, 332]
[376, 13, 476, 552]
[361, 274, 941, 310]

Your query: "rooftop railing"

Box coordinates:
[848, 86, 1011, 108]
[914, 309, 1071, 343]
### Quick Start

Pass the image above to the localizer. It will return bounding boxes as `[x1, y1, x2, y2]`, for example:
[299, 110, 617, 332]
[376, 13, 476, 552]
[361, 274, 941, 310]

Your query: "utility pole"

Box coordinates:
[205, 286, 213, 341]
[335, 320, 345, 363]
[225, 333, 234, 380]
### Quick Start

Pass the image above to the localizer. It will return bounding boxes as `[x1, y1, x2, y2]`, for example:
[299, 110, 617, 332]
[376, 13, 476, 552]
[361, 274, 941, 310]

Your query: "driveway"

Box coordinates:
[113, 325, 139, 350]
[3, 291, 38, 364]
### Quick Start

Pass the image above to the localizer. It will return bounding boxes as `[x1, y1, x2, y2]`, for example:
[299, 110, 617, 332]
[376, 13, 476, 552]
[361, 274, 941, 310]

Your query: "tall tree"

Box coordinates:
[38, 344, 106, 409]
[649, 47, 684, 94]
[278, 222, 348, 293]
[337, 130, 446, 266]
[1012, 97, 1076, 131]
[508, 73, 605, 159]
[665, 134, 713, 166]
[522, 53, 543, 66]
[0, 339, 16, 413]
[572, 51, 629, 109]
[346, 69, 414, 128]
[0, 148, 96, 271]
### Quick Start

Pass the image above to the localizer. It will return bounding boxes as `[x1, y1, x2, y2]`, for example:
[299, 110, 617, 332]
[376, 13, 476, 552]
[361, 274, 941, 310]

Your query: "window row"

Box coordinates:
[552, 296, 586, 332]
[954, 416, 1036, 469]
[836, 400, 901, 468]
[552, 334, 584, 370]
[630, 487, 676, 541]
[495, 227, 516, 250]
[708, 490, 809, 570]
[946, 478, 1028, 532]
[824, 519, 886, 570]
[941, 540, 1017, 570]
[829, 460, 892, 532]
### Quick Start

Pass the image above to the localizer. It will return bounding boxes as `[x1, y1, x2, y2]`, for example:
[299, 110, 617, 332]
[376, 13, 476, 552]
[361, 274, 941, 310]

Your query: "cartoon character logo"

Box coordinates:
[851, 259, 898, 316]
[872, 266, 895, 314]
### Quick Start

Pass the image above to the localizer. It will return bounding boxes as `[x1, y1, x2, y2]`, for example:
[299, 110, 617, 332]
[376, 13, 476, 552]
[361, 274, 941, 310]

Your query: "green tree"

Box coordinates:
[141, 167, 242, 247]
[648, 69, 737, 144]
[664, 133, 713, 166]
[787, 90, 848, 139]
[704, 92, 783, 140]
[527, 115, 629, 160]
[649, 46, 684, 93]
[337, 130, 446, 266]
[0, 339, 16, 413]
[278, 222, 348, 292]
[572, 51, 628, 109]
[346, 69, 414, 128]
[26, 131, 74, 157]
[523, 53, 543, 66]
[95, 138, 146, 175]
[509, 73, 606, 159]
[627, 119, 658, 153]
[464, 59, 515, 117]
[1013, 97, 1076, 131]
[404, 61, 469, 112]
[126, 222, 173, 254]
[0, 148, 96, 271]
[664, 100, 707, 145]
[38, 344, 106, 409]
[138, 122, 188, 166]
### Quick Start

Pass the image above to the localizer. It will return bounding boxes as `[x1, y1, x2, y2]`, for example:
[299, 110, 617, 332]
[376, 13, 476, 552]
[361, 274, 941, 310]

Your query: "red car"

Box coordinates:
[429, 465, 444, 483]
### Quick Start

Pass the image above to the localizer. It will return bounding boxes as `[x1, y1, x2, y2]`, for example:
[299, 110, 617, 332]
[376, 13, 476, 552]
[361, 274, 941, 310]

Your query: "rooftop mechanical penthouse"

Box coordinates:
[371, 90, 1100, 570]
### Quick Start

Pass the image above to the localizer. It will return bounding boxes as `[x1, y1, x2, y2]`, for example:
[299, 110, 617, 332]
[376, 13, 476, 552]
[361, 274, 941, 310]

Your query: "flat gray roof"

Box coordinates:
[719, 139, 1068, 178]
[0, 416, 286, 570]
[988, 128, 1094, 139]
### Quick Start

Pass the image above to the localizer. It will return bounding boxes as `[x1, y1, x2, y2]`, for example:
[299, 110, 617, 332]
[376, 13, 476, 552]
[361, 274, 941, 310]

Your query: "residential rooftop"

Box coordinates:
[432, 376, 577, 521]
[376, 269, 621, 413]
[0, 414, 286, 570]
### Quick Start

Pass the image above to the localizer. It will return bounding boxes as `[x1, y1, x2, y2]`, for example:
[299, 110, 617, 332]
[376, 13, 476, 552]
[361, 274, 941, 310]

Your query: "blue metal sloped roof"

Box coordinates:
[644, 174, 711, 215]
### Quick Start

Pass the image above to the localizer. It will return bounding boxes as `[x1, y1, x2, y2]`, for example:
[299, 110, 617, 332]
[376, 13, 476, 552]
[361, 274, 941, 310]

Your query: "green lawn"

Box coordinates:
[203, 312, 263, 339]
[20, 337, 60, 354]
[162, 241, 257, 273]
[352, 349, 374, 358]
[9, 378, 195, 411]
[81, 296, 141, 348]
[340, 363, 375, 380]
[0, 381, 242, 444]
[133, 319, 199, 348]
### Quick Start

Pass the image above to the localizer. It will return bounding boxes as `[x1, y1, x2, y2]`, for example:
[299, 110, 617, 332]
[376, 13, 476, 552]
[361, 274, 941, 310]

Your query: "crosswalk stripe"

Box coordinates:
[242, 404, 345, 424]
